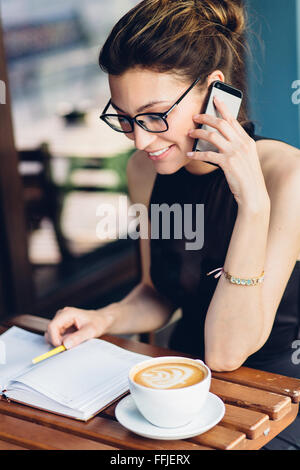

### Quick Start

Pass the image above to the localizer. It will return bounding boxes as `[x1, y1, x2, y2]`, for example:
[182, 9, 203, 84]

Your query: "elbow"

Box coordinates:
[204, 315, 266, 372]
[205, 354, 246, 372]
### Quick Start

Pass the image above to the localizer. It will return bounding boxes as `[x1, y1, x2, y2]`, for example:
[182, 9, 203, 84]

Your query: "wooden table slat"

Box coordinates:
[2, 315, 49, 335]
[0, 413, 119, 450]
[221, 404, 270, 439]
[213, 367, 300, 403]
[189, 425, 246, 450]
[243, 403, 299, 450]
[211, 378, 291, 420]
[0, 440, 28, 450]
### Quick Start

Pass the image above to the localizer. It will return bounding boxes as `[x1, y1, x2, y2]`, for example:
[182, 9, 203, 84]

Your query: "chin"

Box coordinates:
[153, 160, 183, 175]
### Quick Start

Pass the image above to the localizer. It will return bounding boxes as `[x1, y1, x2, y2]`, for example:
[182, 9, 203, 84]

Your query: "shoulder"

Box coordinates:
[257, 138, 300, 199]
[256, 138, 300, 266]
[253, 139, 300, 333]
[126, 149, 157, 206]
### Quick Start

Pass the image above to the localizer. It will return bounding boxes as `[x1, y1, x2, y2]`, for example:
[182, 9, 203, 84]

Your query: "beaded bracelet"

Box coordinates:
[206, 267, 265, 286]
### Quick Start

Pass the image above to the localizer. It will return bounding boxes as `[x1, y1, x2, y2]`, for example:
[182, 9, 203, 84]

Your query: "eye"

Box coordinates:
[147, 115, 163, 122]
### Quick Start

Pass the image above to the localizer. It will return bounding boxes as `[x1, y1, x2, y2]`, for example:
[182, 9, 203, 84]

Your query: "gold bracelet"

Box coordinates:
[206, 267, 265, 286]
[223, 269, 265, 286]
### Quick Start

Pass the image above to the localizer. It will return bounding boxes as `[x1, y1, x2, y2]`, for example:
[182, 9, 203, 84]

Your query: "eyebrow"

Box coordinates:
[110, 100, 170, 114]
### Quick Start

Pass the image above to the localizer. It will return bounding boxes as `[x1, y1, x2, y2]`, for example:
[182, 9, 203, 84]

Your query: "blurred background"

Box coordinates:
[0, 0, 299, 345]
[0, 0, 142, 323]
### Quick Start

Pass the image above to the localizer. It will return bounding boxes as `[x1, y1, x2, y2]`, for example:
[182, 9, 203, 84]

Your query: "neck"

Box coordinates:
[183, 159, 220, 175]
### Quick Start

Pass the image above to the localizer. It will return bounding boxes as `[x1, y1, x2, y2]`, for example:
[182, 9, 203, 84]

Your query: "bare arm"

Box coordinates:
[188, 97, 300, 372]
[204, 147, 300, 371]
[204, 203, 270, 371]
[105, 282, 176, 335]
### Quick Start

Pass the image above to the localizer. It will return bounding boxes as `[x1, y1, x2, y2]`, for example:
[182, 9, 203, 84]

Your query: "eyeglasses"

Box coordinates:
[99, 76, 201, 133]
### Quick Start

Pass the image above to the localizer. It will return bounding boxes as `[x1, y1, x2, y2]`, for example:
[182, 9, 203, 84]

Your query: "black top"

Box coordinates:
[149, 122, 300, 377]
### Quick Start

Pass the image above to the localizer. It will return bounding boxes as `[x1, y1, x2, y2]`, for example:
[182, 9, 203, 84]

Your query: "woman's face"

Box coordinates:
[109, 68, 223, 175]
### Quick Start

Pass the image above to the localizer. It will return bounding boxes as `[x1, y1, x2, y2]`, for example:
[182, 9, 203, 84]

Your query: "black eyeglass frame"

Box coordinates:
[99, 76, 201, 134]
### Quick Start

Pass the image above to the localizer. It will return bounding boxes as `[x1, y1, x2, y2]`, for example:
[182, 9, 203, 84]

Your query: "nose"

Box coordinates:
[127, 122, 157, 151]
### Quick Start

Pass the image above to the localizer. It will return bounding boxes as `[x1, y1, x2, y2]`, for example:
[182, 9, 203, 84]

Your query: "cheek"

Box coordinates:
[179, 107, 196, 130]
[169, 114, 194, 141]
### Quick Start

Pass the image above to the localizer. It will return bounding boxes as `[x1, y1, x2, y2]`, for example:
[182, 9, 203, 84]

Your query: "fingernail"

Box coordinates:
[187, 152, 194, 157]
[63, 338, 73, 349]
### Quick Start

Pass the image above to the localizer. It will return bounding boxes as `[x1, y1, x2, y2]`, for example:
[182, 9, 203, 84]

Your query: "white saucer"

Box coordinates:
[115, 392, 225, 440]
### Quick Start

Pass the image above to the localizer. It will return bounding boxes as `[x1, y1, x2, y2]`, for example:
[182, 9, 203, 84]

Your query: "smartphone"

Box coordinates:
[192, 80, 243, 158]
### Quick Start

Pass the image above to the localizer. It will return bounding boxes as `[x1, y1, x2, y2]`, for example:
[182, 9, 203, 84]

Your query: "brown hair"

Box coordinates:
[99, 0, 251, 125]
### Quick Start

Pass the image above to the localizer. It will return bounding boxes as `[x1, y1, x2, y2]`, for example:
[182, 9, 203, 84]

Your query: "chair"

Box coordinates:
[18, 143, 73, 262]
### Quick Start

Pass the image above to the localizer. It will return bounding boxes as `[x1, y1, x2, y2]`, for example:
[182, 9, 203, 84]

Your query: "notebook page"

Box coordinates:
[0, 327, 52, 390]
[5, 385, 85, 420]
[7, 369, 129, 420]
[8, 338, 150, 407]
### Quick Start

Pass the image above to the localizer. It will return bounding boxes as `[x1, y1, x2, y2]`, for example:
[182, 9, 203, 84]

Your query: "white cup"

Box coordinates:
[128, 356, 211, 428]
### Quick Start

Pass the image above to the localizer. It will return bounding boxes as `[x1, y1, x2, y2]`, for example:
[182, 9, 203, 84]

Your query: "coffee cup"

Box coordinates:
[128, 356, 211, 428]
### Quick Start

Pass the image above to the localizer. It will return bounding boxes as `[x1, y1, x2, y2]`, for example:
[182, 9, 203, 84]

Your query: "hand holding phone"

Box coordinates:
[193, 80, 243, 155]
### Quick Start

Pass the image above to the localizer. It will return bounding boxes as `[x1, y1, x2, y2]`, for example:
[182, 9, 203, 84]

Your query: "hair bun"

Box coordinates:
[199, 0, 246, 38]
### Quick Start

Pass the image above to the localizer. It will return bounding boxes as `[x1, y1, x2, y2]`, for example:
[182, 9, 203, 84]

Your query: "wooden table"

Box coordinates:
[0, 314, 300, 451]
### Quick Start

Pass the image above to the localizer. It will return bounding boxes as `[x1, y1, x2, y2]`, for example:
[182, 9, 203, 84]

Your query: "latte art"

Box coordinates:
[133, 362, 205, 389]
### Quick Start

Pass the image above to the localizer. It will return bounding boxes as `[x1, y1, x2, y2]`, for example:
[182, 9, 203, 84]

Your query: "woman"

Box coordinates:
[46, 0, 300, 448]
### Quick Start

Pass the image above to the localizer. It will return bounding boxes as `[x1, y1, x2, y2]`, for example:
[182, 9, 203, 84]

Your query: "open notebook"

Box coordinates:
[0, 326, 150, 421]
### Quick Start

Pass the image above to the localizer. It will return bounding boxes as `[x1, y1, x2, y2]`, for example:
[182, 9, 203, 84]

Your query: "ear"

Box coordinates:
[206, 70, 225, 87]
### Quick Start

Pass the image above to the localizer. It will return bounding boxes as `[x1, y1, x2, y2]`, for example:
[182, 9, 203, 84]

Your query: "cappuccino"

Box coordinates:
[129, 356, 211, 427]
[133, 361, 206, 390]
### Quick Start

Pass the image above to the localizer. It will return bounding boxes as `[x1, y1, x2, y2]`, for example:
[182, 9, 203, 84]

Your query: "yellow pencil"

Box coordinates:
[32, 345, 66, 364]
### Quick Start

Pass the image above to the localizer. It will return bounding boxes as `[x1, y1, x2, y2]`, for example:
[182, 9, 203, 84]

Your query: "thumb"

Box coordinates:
[63, 323, 96, 349]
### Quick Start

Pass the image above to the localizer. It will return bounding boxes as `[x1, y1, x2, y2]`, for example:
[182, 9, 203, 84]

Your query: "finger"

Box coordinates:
[213, 96, 249, 139]
[188, 128, 230, 153]
[213, 95, 234, 121]
[62, 323, 97, 349]
[192, 113, 236, 143]
[186, 150, 224, 167]
[47, 310, 78, 347]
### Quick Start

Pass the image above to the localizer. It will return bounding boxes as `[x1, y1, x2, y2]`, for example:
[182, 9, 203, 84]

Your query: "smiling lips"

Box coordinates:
[147, 145, 174, 160]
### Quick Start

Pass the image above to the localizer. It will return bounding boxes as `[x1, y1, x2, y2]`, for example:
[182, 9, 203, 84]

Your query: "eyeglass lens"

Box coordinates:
[104, 114, 168, 133]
